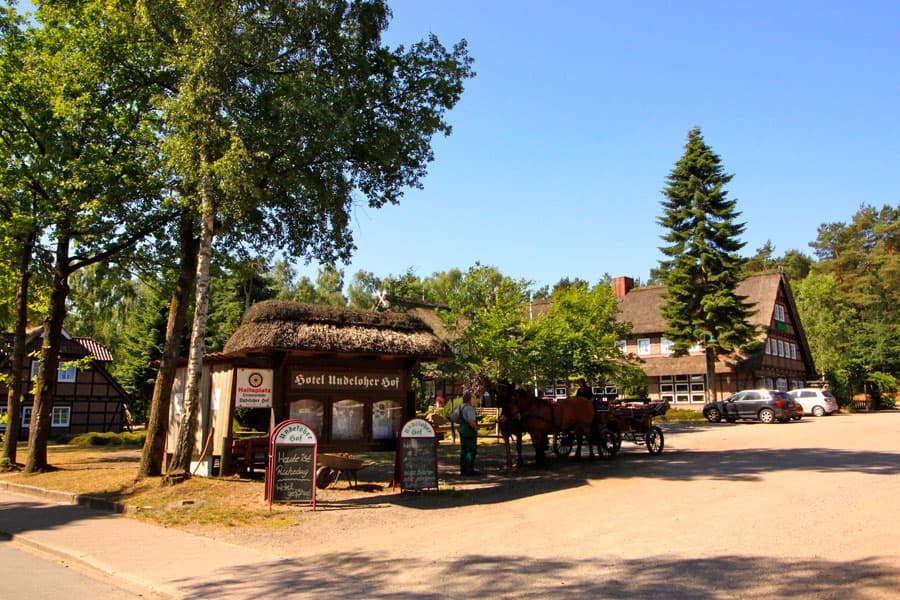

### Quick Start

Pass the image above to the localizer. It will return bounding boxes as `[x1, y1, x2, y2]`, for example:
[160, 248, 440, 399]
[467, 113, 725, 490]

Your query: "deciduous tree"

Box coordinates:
[151, 0, 473, 480]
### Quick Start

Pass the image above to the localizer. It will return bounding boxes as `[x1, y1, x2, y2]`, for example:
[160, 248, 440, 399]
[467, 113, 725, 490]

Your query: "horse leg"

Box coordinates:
[502, 434, 512, 470]
[515, 432, 523, 468]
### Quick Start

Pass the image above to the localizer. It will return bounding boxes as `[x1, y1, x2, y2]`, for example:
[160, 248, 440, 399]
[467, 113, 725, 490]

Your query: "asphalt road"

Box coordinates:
[0, 539, 156, 599]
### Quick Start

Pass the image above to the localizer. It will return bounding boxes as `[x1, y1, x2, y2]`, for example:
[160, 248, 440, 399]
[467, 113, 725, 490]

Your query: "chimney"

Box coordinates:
[611, 276, 634, 299]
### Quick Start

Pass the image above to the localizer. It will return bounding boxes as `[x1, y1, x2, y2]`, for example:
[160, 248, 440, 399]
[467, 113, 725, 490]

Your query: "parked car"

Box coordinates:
[703, 389, 799, 424]
[788, 388, 839, 416]
[791, 401, 803, 421]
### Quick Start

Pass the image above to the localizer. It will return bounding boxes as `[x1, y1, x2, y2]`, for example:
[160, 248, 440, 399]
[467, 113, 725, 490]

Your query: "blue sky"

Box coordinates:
[310, 0, 898, 291]
[18, 1, 899, 291]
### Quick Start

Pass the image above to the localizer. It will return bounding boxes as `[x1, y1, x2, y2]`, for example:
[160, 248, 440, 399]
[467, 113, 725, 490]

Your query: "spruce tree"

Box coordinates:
[657, 127, 757, 401]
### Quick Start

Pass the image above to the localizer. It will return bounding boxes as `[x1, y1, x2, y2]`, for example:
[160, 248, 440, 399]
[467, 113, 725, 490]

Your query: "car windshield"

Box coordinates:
[823, 391, 835, 398]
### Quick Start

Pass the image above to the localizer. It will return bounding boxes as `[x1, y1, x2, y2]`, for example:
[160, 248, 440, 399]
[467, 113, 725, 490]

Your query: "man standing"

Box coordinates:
[453, 391, 480, 476]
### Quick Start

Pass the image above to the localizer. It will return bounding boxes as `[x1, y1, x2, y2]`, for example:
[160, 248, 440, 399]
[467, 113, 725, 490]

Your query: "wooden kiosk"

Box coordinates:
[165, 301, 452, 476]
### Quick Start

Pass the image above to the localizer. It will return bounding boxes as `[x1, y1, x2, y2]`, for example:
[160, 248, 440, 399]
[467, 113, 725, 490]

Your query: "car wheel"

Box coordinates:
[759, 408, 776, 423]
[812, 406, 825, 417]
[705, 407, 721, 423]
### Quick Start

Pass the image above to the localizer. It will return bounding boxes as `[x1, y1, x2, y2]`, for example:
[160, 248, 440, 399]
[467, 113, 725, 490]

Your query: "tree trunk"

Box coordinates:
[166, 173, 215, 482]
[24, 235, 71, 473]
[138, 210, 198, 478]
[2, 231, 36, 465]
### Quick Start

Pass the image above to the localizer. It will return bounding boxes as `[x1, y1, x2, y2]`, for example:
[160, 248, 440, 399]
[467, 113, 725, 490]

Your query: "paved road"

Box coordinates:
[0, 540, 155, 599]
[1, 411, 899, 599]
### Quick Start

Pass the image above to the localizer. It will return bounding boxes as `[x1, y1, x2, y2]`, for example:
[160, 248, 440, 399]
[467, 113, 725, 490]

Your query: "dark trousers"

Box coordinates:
[460, 435, 477, 474]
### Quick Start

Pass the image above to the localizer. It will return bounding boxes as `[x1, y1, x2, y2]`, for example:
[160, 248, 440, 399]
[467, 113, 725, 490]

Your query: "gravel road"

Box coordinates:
[192, 411, 900, 599]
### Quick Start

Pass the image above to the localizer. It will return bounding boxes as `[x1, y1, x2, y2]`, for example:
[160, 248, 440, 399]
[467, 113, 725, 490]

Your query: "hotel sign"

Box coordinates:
[291, 369, 402, 392]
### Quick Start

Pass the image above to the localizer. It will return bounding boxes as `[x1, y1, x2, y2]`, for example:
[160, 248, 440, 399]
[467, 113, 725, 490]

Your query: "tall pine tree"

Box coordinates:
[657, 127, 757, 401]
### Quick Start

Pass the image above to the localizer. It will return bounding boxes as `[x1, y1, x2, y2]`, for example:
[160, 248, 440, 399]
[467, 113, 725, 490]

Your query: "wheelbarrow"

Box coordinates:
[316, 453, 376, 489]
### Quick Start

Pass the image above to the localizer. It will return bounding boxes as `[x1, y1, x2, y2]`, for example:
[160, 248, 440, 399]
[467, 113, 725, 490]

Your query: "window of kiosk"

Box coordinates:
[289, 399, 324, 438]
[372, 400, 403, 440]
[332, 399, 364, 440]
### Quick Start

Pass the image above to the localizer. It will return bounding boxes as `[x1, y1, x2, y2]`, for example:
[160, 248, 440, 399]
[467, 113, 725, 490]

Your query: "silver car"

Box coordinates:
[788, 388, 839, 416]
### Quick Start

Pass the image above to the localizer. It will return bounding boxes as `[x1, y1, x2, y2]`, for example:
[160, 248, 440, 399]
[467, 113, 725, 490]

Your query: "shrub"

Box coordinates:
[67, 431, 146, 447]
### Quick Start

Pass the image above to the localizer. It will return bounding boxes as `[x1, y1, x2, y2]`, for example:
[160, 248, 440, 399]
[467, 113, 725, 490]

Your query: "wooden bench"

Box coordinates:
[230, 436, 269, 476]
[475, 406, 501, 438]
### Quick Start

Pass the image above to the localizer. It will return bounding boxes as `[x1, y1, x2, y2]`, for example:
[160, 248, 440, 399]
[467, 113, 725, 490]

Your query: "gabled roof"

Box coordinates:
[1, 329, 114, 363]
[616, 270, 816, 377]
[616, 271, 780, 335]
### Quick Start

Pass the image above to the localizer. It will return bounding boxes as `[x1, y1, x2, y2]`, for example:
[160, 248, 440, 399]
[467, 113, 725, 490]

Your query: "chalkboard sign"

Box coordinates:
[271, 445, 315, 503]
[267, 420, 317, 508]
[396, 418, 438, 491]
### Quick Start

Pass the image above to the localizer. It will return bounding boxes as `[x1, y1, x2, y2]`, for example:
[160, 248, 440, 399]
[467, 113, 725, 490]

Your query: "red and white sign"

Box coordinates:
[236, 368, 273, 408]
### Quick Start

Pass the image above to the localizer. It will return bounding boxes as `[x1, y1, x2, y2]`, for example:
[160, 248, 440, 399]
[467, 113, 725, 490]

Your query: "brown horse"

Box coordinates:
[553, 395, 597, 460]
[499, 386, 555, 467]
[495, 383, 526, 468]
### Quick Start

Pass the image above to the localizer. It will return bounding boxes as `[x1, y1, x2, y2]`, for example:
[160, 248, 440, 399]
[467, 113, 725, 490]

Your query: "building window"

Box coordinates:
[332, 399, 364, 440]
[51, 406, 71, 427]
[58, 364, 76, 383]
[637, 338, 651, 355]
[372, 400, 403, 440]
[774, 304, 786, 322]
[0, 407, 6, 430]
[790, 343, 797, 360]
[21, 406, 32, 427]
[777, 340, 785, 357]
[30, 361, 77, 382]
[660, 337, 674, 355]
[615, 340, 627, 354]
[290, 399, 324, 438]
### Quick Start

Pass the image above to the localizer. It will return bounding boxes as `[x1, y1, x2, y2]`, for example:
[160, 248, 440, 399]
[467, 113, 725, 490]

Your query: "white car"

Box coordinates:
[788, 388, 839, 416]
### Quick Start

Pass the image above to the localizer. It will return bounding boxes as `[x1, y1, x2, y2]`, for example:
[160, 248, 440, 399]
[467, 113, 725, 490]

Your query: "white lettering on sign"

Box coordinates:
[275, 422, 316, 445]
[292, 371, 401, 390]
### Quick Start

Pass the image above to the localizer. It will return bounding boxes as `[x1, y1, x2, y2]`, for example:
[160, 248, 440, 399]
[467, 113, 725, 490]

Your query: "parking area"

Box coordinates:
[201, 410, 900, 598]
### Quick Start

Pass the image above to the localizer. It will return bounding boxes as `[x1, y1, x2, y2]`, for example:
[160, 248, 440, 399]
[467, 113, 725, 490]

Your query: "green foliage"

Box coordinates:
[527, 281, 636, 388]
[438, 263, 533, 387]
[802, 204, 900, 391]
[657, 127, 757, 358]
[655, 408, 706, 423]
[66, 431, 146, 447]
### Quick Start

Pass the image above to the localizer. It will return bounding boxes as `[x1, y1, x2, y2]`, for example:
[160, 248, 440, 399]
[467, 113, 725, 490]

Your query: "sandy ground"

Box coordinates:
[178, 411, 900, 599]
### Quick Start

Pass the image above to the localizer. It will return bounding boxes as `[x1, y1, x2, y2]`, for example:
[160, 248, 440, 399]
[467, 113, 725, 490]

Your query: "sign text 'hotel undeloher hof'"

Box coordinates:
[235, 368, 274, 408]
[291, 369, 401, 392]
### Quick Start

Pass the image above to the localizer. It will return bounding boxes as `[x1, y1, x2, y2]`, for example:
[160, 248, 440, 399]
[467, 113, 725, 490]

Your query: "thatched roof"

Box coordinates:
[616, 271, 779, 335]
[223, 301, 453, 360]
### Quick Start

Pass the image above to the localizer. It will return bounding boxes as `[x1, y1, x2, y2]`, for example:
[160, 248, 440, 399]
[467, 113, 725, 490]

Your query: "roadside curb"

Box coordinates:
[0, 480, 125, 513]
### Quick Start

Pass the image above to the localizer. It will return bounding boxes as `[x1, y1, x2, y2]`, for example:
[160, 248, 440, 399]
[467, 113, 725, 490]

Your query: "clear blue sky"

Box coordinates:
[20, 1, 899, 291]
[301, 0, 898, 291]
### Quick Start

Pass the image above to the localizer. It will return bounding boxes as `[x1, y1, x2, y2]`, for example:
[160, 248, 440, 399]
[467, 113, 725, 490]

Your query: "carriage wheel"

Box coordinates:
[596, 427, 620, 458]
[645, 426, 664, 455]
[552, 431, 574, 457]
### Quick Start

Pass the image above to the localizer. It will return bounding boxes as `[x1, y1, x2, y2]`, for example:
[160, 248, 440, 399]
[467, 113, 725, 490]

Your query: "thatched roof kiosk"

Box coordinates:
[170, 301, 454, 470]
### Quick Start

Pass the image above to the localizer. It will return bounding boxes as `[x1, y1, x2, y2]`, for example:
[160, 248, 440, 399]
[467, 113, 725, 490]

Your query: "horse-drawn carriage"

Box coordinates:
[553, 399, 669, 458]
[496, 383, 670, 468]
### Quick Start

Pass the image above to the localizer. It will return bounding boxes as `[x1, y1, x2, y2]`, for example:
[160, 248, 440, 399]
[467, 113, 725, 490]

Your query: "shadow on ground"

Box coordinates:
[173, 551, 899, 599]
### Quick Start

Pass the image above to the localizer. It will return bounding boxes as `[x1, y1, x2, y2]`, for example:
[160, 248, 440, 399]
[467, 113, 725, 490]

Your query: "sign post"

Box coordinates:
[394, 418, 438, 491]
[267, 420, 317, 509]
